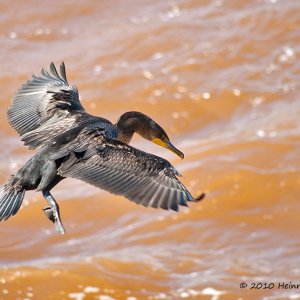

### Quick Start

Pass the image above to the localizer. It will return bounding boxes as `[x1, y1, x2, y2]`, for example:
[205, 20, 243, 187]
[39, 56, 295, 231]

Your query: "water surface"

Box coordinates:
[0, 1, 299, 299]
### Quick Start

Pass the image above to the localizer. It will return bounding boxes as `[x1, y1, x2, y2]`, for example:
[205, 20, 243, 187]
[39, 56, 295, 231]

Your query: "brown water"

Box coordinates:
[0, 0, 299, 299]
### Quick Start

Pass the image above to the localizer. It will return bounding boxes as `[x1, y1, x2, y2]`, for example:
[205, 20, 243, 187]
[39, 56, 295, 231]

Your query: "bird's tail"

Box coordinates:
[0, 182, 25, 221]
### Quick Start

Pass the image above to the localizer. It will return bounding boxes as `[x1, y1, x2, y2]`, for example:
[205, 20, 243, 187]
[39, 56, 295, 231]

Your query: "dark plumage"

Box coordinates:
[1, 63, 204, 234]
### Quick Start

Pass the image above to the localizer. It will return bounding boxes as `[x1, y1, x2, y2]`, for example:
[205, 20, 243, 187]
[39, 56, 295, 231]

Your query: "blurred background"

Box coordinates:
[0, 0, 299, 299]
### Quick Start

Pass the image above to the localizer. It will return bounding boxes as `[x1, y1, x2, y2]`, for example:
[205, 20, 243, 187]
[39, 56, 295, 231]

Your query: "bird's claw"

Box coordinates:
[43, 206, 55, 222]
[43, 206, 66, 235]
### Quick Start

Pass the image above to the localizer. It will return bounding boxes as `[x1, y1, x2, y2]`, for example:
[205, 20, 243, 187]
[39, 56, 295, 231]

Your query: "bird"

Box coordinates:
[0, 62, 205, 234]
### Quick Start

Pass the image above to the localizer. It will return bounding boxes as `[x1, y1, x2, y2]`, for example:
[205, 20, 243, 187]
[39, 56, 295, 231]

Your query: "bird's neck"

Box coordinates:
[115, 111, 151, 144]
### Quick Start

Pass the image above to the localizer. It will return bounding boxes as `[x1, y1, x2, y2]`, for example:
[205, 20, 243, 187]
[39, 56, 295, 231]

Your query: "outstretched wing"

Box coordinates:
[56, 136, 193, 211]
[7, 62, 87, 148]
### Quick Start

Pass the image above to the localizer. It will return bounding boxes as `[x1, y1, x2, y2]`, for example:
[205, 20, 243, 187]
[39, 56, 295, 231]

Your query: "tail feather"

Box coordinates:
[0, 185, 25, 221]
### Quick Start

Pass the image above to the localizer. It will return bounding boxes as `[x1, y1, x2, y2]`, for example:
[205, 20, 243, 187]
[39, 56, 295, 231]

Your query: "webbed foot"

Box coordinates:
[42, 191, 66, 234]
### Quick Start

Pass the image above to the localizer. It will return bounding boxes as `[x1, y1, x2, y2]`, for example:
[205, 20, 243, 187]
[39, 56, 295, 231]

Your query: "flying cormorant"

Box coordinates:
[0, 63, 205, 234]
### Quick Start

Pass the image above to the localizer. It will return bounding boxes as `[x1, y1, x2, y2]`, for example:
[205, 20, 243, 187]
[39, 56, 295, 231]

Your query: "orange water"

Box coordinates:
[0, 1, 299, 299]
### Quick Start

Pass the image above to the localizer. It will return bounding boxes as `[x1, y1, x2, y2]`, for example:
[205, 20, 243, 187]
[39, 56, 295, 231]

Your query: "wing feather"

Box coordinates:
[57, 139, 193, 211]
[7, 62, 87, 149]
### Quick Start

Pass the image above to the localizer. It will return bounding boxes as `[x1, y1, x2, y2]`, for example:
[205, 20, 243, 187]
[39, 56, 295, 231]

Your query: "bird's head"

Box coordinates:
[149, 122, 184, 159]
[116, 111, 184, 159]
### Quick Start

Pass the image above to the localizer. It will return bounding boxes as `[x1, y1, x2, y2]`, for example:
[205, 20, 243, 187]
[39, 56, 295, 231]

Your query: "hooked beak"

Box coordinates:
[152, 138, 184, 159]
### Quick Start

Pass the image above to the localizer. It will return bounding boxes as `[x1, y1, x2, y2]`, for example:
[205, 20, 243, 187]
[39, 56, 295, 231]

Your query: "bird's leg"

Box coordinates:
[42, 191, 66, 234]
